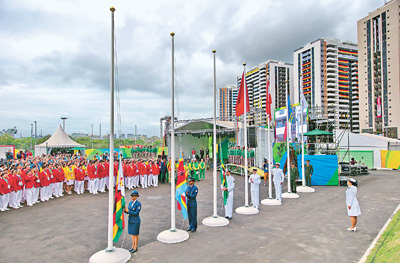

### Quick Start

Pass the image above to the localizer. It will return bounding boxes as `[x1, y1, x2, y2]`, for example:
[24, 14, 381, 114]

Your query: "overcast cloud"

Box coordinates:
[0, 0, 383, 137]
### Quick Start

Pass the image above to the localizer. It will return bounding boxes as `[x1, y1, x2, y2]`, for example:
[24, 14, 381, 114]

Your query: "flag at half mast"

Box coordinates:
[113, 154, 126, 242]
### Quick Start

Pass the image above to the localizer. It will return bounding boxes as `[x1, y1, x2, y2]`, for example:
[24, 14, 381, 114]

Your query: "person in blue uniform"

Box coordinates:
[186, 177, 198, 232]
[124, 190, 141, 253]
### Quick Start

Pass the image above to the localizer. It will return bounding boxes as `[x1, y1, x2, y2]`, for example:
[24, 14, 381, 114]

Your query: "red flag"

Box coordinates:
[266, 78, 272, 121]
[283, 122, 288, 141]
[235, 71, 250, 117]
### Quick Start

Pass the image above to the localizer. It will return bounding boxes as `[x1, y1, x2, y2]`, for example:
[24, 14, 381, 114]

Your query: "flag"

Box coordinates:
[266, 78, 272, 121]
[235, 71, 250, 117]
[283, 94, 295, 141]
[175, 155, 188, 220]
[113, 155, 126, 242]
[220, 145, 228, 205]
[300, 89, 308, 109]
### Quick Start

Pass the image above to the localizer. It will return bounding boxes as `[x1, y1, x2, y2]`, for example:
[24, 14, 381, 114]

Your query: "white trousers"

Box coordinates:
[134, 176, 140, 188]
[140, 174, 144, 185]
[105, 176, 110, 189]
[224, 192, 234, 217]
[16, 190, 22, 206]
[250, 189, 259, 208]
[274, 182, 282, 201]
[0, 193, 10, 210]
[75, 181, 84, 194]
[40, 187, 47, 201]
[33, 187, 40, 202]
[142, 174, 148, 188]
[46, 184, 53, 198]
[55, 182, 64, 196]
[128, 177, 134, 189]
[26, 188, 34, 206]
[148, 174, 153, 186]
[153, 174, 158, 187]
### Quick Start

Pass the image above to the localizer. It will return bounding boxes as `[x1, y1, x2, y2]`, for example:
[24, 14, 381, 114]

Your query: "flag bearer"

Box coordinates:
[249, 168, 261, 208]
[222, 170, 235, 219]
[186, 177, 198, 232]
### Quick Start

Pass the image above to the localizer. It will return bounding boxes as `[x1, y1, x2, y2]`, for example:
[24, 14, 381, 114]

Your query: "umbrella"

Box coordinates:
[304, 129, 334, 136]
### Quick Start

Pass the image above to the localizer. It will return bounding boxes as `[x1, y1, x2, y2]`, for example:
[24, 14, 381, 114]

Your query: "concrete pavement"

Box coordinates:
[0, 170, 399, 263]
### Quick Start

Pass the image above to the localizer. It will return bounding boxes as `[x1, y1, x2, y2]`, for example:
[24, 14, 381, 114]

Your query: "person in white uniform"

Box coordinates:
[271, 163, 284, 201]
[222, 170, 235, 219]
[346, 178, 361, 231]
[248, 168, 261, 208]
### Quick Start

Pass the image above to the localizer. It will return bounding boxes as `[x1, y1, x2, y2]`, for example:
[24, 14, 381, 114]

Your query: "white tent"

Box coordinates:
[335, 130, 400, 168]
[35, 125, 85, 156]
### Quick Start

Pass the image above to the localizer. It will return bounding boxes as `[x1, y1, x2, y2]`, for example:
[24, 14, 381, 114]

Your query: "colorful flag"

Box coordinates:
[266, 78, 272, 121]
[175, 156, 188, 220]
[113, 155, 126, 243]
[235, 71, 250, 117]
[283, 94, 295, 141]
[220, 145, 228, 205]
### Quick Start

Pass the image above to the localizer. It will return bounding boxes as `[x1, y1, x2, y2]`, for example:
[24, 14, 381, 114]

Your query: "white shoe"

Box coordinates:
[13, 207, 19, 209]
[27, 204, 33, 207]
[347, 227, 357, 232]
[5, 208, 10, 211]
[0, 209, 5, 212]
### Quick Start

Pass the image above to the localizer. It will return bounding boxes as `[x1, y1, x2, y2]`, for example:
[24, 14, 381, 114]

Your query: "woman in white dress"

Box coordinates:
[346, 178, 361, 231]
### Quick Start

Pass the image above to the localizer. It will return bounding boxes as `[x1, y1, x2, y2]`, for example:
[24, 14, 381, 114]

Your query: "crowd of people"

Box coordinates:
[0, 147, 213, 212]
[227, 146, 255, 166]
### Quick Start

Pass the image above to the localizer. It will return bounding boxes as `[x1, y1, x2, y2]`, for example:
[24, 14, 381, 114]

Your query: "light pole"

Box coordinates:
[34, 121, 37, 146]
[30, 123, 33, 150]
[61, 117, 67, 131]
[91, 124, 94, 149]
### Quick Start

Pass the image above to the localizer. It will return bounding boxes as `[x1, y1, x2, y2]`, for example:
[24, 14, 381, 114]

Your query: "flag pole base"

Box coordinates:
[282, 192, 300, 199]
[261, 198, 282, 206]
[89, 247, 131, 263]
[202, 215, 229, 227]
[157, 229, 189, 244]
[235, 206, 259, 215]
[297, 186, 316, 193]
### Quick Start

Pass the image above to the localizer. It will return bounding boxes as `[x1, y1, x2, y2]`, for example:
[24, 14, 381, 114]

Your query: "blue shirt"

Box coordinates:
[186, 184, 198, 207]
[128, 200, 141, 224]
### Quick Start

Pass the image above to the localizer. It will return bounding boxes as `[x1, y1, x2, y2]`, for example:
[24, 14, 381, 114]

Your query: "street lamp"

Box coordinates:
[61, 117, 67, 131]
[91, 124, 94, 149]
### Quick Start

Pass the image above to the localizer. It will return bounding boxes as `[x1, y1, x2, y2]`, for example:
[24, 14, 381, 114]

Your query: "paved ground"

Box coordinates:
[0, 170, 399, 263]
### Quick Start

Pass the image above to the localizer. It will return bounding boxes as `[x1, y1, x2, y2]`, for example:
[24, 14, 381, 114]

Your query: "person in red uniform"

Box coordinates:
[0, 172, 11, 211]
[147, 161, 153, 187]
[74, 164, 85, 194]
[133, 160, 140, 188]
[24, 169, 35, 206]
[39, 165, 50, 202]
[53, 164, 64, 197]
[32, 167, 41, 203]
[45, 165, 55, 200]
[152, 161, 159, 187]
[105, 160, 110, 190]
[97, 160, 106, 192]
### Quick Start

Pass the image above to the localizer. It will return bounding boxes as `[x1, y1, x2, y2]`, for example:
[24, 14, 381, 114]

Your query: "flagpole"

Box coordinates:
[262, 72, 281, 206]
[203, 49, 229, 227]
[297, 75, 315, 193]
[282, 79, 299, 199]
[157, 32, 189, 243]
[236, 62, 259, 215]
[89, 7, 131, 262]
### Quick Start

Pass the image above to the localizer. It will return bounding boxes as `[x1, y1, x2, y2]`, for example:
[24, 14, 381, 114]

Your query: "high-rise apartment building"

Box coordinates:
[235, 61, 293, 125]
[219, 85, 236, 121]
[294, 38, 360, 132]
[357, 0, 400, 138]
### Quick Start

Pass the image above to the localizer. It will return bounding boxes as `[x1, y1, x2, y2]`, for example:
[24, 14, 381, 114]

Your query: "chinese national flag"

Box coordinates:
[235, 71, 250, 117]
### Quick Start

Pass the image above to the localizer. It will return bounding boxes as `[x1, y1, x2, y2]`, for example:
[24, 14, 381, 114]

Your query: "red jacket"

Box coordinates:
[0, 177, 11, 194]
[74, 168, 84, 181]
[39, 171, 49, 187]
[33, 174, 41, 188]
[152, 164, 159, 175]
[87, 164, 95, 179]
[46, 169, 55, 184]
[14, 173, 24, 191]
[24, 173, 35, 189]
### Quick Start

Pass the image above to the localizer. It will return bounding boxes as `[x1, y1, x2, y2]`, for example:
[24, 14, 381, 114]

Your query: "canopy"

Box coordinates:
[36, 125, 85, 149]
[304, 129, 334, 136]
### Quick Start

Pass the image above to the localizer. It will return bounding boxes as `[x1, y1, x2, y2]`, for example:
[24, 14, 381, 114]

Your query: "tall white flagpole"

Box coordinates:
[236, 62, 259, 214]
[203, 49, 229, 227]
[157, 32, 189, 243]
[297, 75, 315, 193]
[282, 78, 299, 199]
[262, 73, 281, 206]
[89, 7, 131, 262]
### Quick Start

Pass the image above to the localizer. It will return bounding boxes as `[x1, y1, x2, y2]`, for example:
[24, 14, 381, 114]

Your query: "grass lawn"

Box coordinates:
[366, 209, 400, 263]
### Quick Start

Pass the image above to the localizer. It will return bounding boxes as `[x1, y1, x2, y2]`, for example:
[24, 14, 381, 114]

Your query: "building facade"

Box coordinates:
[219, 85, 236, 121]
[235, 61, 293, 126]
[357, 0, 400, 138]
[294, 38, 360, 132]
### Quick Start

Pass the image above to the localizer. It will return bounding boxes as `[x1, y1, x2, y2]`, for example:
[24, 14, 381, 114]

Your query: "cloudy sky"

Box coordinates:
[0, 0, 384, 137]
